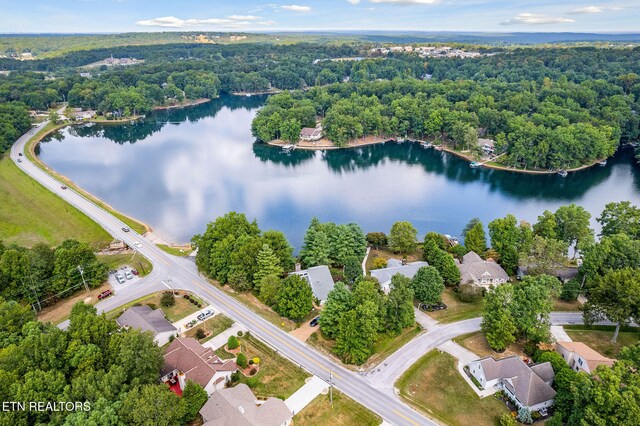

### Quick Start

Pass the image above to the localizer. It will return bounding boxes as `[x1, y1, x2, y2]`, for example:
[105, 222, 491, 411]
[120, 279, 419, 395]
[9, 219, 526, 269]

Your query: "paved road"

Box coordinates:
[11, 117, 434, 426]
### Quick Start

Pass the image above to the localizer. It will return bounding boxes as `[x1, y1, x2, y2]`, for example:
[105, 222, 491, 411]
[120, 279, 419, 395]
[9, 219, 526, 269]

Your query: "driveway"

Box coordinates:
[290, 320, 319, 342]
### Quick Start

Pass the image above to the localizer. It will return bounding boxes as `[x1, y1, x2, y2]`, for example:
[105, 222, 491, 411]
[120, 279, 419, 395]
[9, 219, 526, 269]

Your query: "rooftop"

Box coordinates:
[557, 341, 615, 371]
[116, 305, 177, 334]
[291, 265, 335, 302]
[370, 260, 429, 290]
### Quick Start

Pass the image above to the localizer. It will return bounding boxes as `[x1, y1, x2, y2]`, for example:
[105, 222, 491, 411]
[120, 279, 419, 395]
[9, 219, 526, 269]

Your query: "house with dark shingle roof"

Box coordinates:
[116, 305, 177, 346]
[456, 251, 509, 288]
[467, 356, 556, 412]
[161, 337, 237, 395]
[556, 341, 615, 374]
[200, 383, 292, 426]
[370, 259, 429, 293]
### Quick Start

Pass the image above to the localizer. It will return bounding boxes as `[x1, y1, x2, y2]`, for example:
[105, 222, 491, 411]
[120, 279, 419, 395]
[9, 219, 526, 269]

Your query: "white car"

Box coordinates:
[133, 241, 142, 248]
[197, 309, 214, 321]
[125, 271, 133, 280]
[115, 274, 125, 284]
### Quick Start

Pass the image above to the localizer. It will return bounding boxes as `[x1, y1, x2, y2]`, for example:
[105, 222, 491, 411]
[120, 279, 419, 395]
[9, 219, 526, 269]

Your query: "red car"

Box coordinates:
[131, 269, 139, 276]
[98, 290, 113, 300]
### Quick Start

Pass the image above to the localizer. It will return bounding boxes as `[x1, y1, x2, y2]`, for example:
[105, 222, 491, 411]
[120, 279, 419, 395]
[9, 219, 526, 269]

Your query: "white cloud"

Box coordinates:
[368, 0, 441, 4]
[501, 13, 576, 25]
[136, 15, 274, 28]
[227, 15, 261, 20]
[346, 0, 361, 4]
[569, 6, 622, 14]
[280, 4, 312, 12]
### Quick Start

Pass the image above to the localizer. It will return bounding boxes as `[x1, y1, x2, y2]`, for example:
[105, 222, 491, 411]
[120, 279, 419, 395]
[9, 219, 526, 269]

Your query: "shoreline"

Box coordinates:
[152, 98, 211, 111]
[268, 137, 610, 175]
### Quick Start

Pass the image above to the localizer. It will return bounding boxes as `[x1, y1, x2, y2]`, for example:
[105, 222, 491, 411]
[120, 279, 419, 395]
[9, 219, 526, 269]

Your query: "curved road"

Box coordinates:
[11, 116, 432, 426]
[10, 117, 592, 425]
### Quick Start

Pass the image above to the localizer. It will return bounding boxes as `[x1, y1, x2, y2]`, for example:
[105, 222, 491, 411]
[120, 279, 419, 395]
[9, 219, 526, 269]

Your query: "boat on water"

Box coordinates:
[599, 160, 607, 167]
[557, 169, 568, 177]
[281, 144, 295, 153]
[421, 142, 433, 148]
[470, 162, 480, 168]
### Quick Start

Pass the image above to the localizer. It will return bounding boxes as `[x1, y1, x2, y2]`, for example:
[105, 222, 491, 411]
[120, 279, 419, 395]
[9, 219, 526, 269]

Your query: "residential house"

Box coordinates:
[161, 337, 237, 395]
[290, 265, 335, 304]
[299, 126, 322, 142]
[556, 341, 615, 374]
[456, 251, 509, 288]
[71, 108, 96, 120]
[478, 138, 496, 155]
[199, 383, 292, 426]
[370, 259, 429, 293]
[467, 356, 556, 412]
[116, 305, 177, 346]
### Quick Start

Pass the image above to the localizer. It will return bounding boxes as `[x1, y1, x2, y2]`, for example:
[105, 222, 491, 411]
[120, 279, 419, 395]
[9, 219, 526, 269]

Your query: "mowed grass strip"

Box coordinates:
[564, 325, 640, 358]
[0, 155, 110, 248]
[294, 390, 381, 426]
[397, 350, 509, 426]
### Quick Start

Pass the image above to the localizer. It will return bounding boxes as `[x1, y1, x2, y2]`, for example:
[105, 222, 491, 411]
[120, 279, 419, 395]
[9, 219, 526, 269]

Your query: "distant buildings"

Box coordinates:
[370, 259, 429, 293]
[468, 356, 556, 412]
[161, 337, 237, 395]
[456, 251, 509, 288]
[370, 45, 484, 59]
[291, 265, 335, 304]
[116, 305, 177, 346]
[556, 341, 615, 374]
[199, 384, 292, 426]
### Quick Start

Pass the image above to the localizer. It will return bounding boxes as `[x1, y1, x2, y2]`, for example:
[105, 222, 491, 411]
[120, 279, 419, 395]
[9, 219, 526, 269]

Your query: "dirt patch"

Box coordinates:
[37, 282, 112, 325]
[290, 321, 319, 342]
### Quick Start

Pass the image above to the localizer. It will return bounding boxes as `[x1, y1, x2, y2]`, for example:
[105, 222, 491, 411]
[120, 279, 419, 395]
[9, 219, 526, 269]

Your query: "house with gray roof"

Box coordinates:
[161, 337, 238, 395]
[456, 251, 509, 288]
[116, 305, 177, 346]
[370, 259, 429, 293]
[290, 265, 335, 304]
[467, 356, 556, 412]
[200, 383, 292, 426]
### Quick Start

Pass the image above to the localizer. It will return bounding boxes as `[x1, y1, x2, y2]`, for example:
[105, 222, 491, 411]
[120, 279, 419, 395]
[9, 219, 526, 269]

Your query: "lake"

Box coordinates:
[37, 95, 640, 250]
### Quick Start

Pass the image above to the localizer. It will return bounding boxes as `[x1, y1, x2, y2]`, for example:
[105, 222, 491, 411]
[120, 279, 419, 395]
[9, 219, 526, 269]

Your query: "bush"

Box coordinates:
[560, 278, 581, 301]
[252, 357, 260, 365]
[245, 377, 259, 389]
[523, 340, 541, 357]
[161, 292, 176, 307]
[499, 413, 517, 426]
[249, 368, 257, 375]
[248, 359, 254, 365]
[371, 257, 387, 270]
[146, 303, 157, 310]
[237, 353, 248, 368]
[194, 328, 206, 340]
[517, 407, 533, 424]
[237, 330, 244, 337]
[230, 372, 240, 383]
[228, 335, 239, 350]
[456, 282, 484, 303]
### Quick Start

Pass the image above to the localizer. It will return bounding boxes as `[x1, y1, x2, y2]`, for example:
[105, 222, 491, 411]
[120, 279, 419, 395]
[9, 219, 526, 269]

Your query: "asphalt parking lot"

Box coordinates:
[108, 266, 142, 289]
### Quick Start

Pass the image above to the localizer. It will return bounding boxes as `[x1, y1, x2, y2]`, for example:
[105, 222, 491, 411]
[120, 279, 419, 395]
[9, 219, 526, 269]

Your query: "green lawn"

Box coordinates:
[185, 314, 234, 343]
[367, 324, 422, 367]
[157, 244, 193, 256]
[426, 288, 484, 323]
[105, 290, 204, 322]
[397, 350, 509, 426]
[233, 335, 310, 400]
[0, 154, 110, 248]
[97, 252, 153, 276]
[564, 325, 640, 357]
[295, 390, 381, 426]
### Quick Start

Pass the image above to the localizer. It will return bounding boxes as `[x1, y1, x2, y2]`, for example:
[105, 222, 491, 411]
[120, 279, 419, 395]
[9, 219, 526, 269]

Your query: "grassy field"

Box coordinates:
[185, 314, 234, 343]
[564, 325, 640, 357]
[295, 390, 381, 426]
[553, 298, 582, 312]
[365, 246, 424, 273]
[37, 282, 111, 325]
[0, 154, 111, 248]
[233, 335, 310, 400]
[453, 331, 527, 360]
[105, 290, 204, 322]
[426, 288, 484, 323]
[157, 244, 193, 256]
[97, 252, 153, 276]
[397, 350, 509, 426]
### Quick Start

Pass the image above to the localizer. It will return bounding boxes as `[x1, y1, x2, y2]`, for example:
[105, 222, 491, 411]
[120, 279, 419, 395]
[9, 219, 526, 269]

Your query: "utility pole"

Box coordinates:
[77, 265, 89, 294]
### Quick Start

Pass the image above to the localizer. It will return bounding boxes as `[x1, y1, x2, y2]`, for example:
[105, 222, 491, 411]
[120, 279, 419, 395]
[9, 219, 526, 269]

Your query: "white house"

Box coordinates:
[556, 341, 615, 374]
[478, 138, 496, 155]
[116, 305, 177, 346]
[161, 337, 237, 395]
[370, 259, 429, 293]
[467, 356, 556, 412]
[299, 126, 322, 142]
[456, 251, 509, 288]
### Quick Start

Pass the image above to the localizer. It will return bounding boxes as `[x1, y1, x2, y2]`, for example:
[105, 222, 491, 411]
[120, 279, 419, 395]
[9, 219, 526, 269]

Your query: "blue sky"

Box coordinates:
[0, 0, 638, 33]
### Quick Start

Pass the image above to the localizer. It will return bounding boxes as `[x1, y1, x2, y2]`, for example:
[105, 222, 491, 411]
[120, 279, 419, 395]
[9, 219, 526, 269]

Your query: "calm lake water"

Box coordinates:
[38, 95, 640, 249]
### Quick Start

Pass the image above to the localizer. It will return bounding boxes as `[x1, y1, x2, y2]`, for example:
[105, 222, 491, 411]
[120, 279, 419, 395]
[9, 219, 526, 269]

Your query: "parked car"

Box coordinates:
[60, 185, 67, 190]
[310, 316, 320, 327]
[133, 241, 142, 248]
[17, 159, 22, 163]
[125, 271, 133, 280]
[18, 153, 22, 156]
[122, 227, 130, 232]
[131, 269, 139, 276]
[419, 302, 447, 312]
[197, 309, 214, 321]
[98, 290, 113, 300]
[115, 274, 125, 284]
